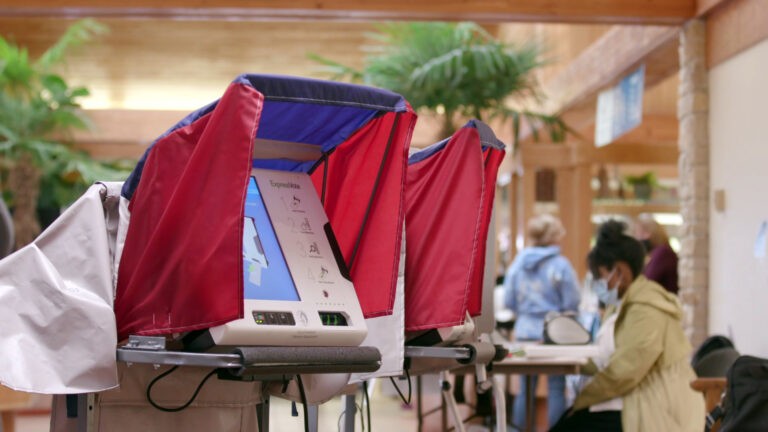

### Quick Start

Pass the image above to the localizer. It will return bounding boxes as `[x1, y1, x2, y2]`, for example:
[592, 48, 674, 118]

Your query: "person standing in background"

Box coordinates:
[634, 213, 678, 294]
[504, 214, 581, 428]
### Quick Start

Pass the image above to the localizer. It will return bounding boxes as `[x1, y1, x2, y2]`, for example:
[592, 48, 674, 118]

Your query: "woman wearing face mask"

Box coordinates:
[634, 213, 678, 294]
[550, 220, 703, 432]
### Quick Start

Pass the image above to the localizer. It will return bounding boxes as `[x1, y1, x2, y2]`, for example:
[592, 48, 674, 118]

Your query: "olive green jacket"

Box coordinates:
[574, 276, 704, 431]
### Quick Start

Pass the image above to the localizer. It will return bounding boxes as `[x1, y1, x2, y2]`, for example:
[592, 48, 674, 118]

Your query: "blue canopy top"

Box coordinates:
[123, 74, 411, 199]
[408, 120, 506, 165]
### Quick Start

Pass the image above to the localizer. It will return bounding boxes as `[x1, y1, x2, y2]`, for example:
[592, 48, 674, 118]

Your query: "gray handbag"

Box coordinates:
[543, 312, 591, 345]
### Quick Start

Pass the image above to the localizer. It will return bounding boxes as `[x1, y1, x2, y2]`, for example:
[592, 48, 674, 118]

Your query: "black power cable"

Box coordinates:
[388, 367, 412, 406]
[146, 366, 218, 412]
[296, 374, 309, 432]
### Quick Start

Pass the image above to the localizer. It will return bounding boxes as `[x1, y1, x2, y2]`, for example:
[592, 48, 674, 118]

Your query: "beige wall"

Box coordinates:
[709, 37, 768, 356]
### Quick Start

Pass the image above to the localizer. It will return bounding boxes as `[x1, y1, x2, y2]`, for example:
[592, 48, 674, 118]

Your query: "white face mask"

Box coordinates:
[593, 268, 620, 306]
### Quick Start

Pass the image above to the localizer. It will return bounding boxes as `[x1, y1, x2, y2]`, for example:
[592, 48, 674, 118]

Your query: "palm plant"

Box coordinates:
[308, 21, 570, 142]
[0, 19, 133, 248]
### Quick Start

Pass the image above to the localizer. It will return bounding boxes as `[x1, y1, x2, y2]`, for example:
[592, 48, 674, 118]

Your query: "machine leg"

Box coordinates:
[416, 376, 423, 432]
[525, 375, 534, 432]
[307, 405, 319, 432]
[492, 375, 507, 432]
[256, 396, 270, 432]
[342, 394, 357, 432]
[441, 389, 447, 431]
[440, 371, 466, 432]
[76, 393, 91, 432]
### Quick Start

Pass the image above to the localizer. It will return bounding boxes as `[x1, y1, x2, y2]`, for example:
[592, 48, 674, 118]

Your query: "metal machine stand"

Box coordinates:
[307, 405, 319, 432]
[405, 345, 507, 432]
[440, 370, 466, 432]
[340, 344, 507, 432]
[64, 335, 381, 432]
[341, 394, 357, 432]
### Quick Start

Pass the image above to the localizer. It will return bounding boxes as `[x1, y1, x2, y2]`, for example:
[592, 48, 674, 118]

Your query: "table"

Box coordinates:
[491, 344, 598, 432]
[405, 343, 596, 432]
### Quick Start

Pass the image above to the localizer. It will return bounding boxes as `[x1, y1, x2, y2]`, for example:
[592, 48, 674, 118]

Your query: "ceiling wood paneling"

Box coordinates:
[0, 0, 696, 25]
[2, 18, 375, 109]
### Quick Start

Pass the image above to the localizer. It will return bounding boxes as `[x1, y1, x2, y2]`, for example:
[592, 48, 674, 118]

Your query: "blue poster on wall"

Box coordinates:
[595, 64, 645, 147]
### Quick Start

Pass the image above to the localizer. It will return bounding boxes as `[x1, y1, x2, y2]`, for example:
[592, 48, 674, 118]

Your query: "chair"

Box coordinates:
[690, 378, 727, 432]
[689, 335, 737, 432]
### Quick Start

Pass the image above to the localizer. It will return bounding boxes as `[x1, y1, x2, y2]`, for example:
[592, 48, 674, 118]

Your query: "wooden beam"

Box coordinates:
[707, 0, 768, 68]
[75, 109, 187, 143]
[75, 141, 149, 159]
[508, 178, 519, 259]
[542, 25, 680, 115]
[520, 166, 536, 247]
[0, 0, 696, 25]
[73, 109, 186, 159]
[573, 163, 594, 279]
[517, 24, 680, 145]
[585, 143, 679, 165]
[574, 114, 679, 146]
[557, 163, 593, 279]
[519, 143, 572, 168]
[520, 137, 678, 168]
[614, 115, 678, 145]
[696, 0, 734, 16]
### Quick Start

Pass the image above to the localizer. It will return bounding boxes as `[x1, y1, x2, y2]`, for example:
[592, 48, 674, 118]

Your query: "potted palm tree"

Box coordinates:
[625, 171, 659, 201]
[308, 21, 569, 144]
[0, 19, 133, 248]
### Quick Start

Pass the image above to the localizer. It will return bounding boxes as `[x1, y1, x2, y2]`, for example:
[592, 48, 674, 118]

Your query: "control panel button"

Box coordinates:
[252, 311, 296, 326]
[277, 312, 296, 325]
[265, 312, 278, 324]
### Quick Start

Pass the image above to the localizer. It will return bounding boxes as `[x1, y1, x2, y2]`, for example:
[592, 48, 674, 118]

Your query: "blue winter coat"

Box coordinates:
[503, 246, 581, 340]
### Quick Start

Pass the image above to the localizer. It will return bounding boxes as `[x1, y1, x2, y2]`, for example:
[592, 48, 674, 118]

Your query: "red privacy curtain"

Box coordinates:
[115, 83, 262, 339]
[312, 111, 417, 318]
[467, 146, 506, 317]
[404, 127, 484, 331]
[403, 125, 505, 331]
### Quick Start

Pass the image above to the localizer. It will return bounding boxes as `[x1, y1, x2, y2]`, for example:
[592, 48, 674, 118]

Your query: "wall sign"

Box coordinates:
[595, 64, 645, 147]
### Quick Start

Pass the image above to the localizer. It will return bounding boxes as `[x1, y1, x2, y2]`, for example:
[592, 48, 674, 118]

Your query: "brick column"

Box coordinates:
[677, 19, 709, 348]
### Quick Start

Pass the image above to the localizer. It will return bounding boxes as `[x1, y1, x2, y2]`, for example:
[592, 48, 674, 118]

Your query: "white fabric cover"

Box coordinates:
[51, 363, 263, 432]
[269, 373, 352, 405]
[349, 221, 406, 383]
[0, 182, 123, 393]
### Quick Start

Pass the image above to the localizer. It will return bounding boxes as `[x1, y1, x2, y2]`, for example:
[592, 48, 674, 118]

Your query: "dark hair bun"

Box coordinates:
[597, 220, 627, 245]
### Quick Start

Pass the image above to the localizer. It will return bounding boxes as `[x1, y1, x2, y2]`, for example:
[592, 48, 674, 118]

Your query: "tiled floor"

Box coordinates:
[10, 414, 49, 432]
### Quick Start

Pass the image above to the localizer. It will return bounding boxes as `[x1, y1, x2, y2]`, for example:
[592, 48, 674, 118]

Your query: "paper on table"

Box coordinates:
[505, 342, 600, 359]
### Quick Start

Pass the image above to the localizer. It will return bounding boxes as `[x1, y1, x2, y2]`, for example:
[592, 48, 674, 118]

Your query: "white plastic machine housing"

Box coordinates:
[207, 168, 367, 347]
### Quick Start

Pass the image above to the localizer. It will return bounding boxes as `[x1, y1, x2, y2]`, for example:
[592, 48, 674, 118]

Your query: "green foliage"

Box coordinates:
[0, 19, 134, 209]
[308, 21, 572, 144]
[624, 171, 659, 187]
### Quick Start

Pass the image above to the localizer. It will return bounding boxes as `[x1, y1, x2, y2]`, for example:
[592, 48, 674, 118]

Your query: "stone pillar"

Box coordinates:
[677, 19, 709, 348]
